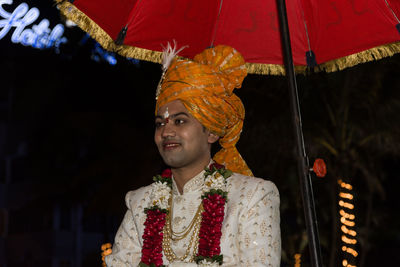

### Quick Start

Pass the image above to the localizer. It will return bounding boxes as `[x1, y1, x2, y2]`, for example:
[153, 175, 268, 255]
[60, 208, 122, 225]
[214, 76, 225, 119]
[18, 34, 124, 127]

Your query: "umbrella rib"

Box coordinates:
[115, 0, 144, 45]
[127, 0, 145, 28]
[298, 0, 317, 67]
[298, 1, 312, 52]
[384, 0, 400, 23]
[210, 0, 224, 47]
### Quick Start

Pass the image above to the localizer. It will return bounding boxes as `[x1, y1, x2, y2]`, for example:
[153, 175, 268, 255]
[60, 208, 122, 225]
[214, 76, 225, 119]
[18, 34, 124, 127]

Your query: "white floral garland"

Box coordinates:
[148, 167, 228, 213]
[150, 181, 172, 210]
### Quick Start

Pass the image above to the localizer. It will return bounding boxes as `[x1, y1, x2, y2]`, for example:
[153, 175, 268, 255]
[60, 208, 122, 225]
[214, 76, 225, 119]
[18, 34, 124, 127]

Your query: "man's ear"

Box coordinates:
[208, 132, 219, 144]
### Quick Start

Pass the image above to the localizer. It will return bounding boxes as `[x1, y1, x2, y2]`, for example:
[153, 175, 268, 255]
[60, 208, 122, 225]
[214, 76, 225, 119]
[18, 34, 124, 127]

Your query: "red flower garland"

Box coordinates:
[140, 169, 172, 267]
[195, 163, 228, 265]
[161, 168, 172, 178]
[139, 165, 230, 267]
[141, 209, 166, 266]
[197, 194, 225, 258]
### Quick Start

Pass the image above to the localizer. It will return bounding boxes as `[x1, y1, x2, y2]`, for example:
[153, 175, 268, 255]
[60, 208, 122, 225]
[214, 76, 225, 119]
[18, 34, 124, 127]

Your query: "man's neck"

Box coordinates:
[171, 158, 211, 194]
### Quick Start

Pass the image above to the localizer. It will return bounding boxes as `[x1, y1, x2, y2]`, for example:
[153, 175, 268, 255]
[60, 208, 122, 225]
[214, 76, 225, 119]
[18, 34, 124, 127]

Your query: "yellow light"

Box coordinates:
[341, 225, 357, 236]
[338, 179, 353, 190]
[345, 184, 352, 190]
[101, 243, 113, 266]
[294, 253, 301, 267]
[342, 235, 357, 245]
[339, 192, 353, 200]
[339, 200, 354, 209]
[341, 216, 355, 227]
[340, 209, 355, 220]
[342, 259, 357, 267]
[342, 246, 358, 257]
[101, 243, 112, 250]
[338, 179, 357, 267]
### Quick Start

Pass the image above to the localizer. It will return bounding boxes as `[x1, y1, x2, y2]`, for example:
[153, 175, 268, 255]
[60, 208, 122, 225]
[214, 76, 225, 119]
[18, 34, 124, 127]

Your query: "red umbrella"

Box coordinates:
[56, 1, 400, 266]
[56, 0, 400, 74]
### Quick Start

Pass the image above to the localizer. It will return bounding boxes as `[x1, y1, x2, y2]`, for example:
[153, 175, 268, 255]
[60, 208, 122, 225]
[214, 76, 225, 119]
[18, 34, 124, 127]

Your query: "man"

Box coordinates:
[106, 45, 280, 267]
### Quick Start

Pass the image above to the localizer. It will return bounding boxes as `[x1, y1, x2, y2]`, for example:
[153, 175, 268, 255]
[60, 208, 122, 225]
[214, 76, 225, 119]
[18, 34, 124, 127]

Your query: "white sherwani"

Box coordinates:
[106, 171, 281, 267]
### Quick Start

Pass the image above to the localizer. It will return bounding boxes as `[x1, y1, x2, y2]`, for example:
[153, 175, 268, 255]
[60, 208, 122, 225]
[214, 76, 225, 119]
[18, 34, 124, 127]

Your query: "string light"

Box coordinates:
[342, 259, 356, 267]
[341, 235, 357, 245]
[340, 216, 355, 227]
[338, 179, 353, 190]
[339, 192, 353, 200]
[341, 225, 357, 236]
[339, 200, 354, 209]
[338, 178, 358, 267]
[340, 209, 355, 220]
[342, 246, 358, 257]
[101, 243, 112, 267]
[294, 253, 301, 267]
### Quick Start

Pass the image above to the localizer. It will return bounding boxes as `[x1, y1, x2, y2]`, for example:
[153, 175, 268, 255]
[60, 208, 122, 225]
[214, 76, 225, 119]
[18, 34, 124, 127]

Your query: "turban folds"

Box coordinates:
[155, 45, 253, 176]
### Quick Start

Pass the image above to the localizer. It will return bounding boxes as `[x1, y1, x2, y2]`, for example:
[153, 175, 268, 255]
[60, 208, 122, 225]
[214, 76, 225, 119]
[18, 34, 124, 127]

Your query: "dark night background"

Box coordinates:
[1, 1, 400, 266]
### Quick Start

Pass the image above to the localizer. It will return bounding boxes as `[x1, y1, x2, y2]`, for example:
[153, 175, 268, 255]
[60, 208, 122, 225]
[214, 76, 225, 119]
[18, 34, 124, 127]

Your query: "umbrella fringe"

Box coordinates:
[56, 0, 163, 63]
[56, 1, 400, 76]
[245, 63, 309, 75]
[245, 42, 400, 75]
[56, 0, 118, 52]
[318, 42, 400, 73]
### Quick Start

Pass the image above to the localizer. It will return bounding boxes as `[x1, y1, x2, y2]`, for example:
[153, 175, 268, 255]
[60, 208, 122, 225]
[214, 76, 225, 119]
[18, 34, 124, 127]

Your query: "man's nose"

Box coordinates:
[161, 122, 175, 138]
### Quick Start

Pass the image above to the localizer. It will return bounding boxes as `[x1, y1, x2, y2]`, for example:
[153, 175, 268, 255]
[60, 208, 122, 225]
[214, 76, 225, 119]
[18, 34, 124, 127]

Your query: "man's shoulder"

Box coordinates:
[227, 172, 279, 202]
[227, 172, 278, 192]
[124, 184, 153, 209]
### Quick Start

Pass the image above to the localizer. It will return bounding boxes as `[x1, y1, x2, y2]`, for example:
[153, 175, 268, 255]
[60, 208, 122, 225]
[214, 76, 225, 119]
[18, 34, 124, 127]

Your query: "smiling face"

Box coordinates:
[154, 100, 219, 171]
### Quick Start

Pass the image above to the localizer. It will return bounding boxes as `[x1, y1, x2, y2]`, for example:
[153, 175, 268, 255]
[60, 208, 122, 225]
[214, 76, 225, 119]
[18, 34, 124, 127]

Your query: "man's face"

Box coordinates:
[154, 100, 217, 169]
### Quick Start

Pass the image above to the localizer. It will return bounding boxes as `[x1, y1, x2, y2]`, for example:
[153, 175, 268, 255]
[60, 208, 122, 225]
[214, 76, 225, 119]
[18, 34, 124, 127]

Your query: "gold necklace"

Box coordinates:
[162, 195, 204, 262]
[170, 203, 204, 241]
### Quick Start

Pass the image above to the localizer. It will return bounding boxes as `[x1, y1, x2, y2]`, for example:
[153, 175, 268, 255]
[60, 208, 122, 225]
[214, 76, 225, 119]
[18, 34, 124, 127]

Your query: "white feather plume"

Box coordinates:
[161, 40, 188, 72]
[156, 41, 188, 99]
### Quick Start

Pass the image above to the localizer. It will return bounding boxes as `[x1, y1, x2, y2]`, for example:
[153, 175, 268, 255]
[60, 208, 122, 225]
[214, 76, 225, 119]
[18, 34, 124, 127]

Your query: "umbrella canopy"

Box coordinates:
[57, 0, 400, 74]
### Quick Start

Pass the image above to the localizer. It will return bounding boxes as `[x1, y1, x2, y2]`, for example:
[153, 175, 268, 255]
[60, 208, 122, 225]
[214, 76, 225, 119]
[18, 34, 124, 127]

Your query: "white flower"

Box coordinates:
[204, 173, 227, 192]
[198, 259, 219, 266]
[149, 181, 171, 210]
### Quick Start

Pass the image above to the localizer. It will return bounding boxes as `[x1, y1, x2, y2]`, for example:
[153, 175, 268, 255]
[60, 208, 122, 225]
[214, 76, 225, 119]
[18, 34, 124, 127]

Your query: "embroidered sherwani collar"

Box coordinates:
[172, 170, 205, 195]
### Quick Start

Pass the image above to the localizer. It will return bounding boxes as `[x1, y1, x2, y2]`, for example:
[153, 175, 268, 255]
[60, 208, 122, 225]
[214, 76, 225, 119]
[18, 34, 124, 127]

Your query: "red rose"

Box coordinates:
[313, 159, 327, 178]
[161, 168, 172, 178]
[209, 162, 224, 170]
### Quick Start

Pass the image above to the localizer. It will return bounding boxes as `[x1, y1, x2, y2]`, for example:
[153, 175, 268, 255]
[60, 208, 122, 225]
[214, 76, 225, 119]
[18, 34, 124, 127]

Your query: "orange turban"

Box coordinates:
[155, 45, 253, 176]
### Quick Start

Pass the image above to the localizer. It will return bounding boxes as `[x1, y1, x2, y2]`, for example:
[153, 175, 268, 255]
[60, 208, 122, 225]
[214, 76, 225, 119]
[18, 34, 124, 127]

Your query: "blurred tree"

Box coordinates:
[299, 56, 400, 267]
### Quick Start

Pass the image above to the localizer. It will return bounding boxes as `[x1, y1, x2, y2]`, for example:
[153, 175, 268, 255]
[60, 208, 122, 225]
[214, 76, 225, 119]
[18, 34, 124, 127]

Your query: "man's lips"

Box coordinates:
[162, 142, 181, 150]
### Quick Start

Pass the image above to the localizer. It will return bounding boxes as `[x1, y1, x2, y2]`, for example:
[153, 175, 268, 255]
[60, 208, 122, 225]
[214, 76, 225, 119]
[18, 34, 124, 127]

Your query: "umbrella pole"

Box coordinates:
[276, 1, 323, 266]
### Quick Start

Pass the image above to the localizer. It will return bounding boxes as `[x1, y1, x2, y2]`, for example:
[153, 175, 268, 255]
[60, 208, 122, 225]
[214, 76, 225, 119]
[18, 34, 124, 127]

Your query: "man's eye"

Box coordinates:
[155, 121, 165, 128]
[174, 119, 185, 125]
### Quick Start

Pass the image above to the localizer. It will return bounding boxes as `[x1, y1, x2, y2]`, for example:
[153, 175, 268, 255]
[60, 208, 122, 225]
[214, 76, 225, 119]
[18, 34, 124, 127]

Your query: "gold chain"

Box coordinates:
[170, 203, 204, 241]
[162, 195, 204, 262]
